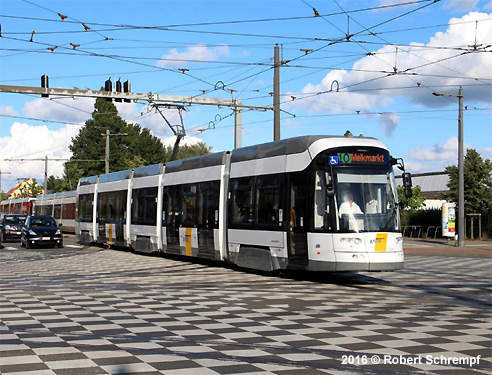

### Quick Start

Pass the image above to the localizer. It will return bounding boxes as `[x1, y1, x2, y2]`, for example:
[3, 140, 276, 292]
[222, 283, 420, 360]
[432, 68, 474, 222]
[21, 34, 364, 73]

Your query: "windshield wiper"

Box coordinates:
[381, 205, 397, 232]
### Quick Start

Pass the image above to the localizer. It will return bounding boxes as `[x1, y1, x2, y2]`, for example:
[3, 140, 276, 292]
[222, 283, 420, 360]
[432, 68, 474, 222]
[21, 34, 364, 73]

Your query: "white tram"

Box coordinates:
[75, 134, 412, 272]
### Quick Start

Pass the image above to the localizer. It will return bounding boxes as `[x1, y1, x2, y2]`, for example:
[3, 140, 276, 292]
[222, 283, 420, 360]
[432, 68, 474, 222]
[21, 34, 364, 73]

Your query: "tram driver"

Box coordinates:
[338, 192, 363, 217]
[338, 191, 364, 231]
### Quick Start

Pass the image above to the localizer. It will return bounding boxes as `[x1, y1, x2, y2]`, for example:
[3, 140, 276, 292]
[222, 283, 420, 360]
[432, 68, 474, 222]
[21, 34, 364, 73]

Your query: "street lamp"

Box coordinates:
[432, 87, 464, 247]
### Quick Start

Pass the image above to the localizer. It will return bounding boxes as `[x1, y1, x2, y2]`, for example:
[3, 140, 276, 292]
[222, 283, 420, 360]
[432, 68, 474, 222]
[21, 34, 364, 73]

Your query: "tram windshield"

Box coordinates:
[315, 167, 399, 233]
[335, 168, 399, 232]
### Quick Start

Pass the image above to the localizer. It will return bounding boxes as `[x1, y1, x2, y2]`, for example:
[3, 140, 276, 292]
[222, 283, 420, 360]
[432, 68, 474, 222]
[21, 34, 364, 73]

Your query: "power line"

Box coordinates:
[0, 0, 437, 30]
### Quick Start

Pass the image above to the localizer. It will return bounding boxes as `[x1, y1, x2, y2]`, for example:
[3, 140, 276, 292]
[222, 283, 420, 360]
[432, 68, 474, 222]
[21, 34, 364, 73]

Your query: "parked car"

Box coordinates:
[0, 214, 27, 241]
[21, 215, 63, 249]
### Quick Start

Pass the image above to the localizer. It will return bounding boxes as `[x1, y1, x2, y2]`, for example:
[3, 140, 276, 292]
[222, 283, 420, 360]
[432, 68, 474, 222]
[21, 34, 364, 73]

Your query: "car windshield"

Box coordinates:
[5, 215, 27, 225]
[30, 217, 57, 227]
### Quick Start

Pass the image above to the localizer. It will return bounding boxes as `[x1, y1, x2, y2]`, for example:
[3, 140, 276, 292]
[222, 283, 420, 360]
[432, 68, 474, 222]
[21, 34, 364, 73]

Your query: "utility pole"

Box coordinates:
[105, 130, 109, 174]
[433, 87, 465, 247]
[102, 130, 128, 174]
[273, 44, 281, 141]
[0, 170, 12, 197]
[44, 156, 48, 193]
[234, 100, 242, 148]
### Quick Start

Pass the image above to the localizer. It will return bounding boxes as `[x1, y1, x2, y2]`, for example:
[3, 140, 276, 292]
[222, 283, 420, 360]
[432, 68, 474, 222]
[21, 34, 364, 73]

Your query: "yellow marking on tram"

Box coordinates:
[108, 224, 113, 245]
[375, 233, 388, 252]
[185, 227, 192, 256]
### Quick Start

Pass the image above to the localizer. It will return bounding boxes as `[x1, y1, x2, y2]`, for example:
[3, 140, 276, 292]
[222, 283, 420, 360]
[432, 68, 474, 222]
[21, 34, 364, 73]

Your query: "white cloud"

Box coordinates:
[410, 137, 458, 161]
[161, 135, 204, 147]
[157, 44, 230, 67]
[479, 147, 492, 159]
[0, 122, 80, 190]
[288, 12, 492, 114]
[24, 97, 94, 124]
[403, 136, 482, 172]
[285, 69, 391, 114]
[379, 112, 400, 135]
[0, 105, 18, 117]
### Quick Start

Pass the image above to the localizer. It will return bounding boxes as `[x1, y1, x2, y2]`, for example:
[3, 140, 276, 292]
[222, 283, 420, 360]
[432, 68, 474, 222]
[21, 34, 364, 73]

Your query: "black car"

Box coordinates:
[21, 215, 63, 248]
[0, 214, 27, 241]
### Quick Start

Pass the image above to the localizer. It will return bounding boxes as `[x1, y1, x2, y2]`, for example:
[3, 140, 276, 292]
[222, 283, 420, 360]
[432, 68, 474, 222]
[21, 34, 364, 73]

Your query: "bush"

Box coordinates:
[400, 209, 442, 238]
[400, 208, 441, 228]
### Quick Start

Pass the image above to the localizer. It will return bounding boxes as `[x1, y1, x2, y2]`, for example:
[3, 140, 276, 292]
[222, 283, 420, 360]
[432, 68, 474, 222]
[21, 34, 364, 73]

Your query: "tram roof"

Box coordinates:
[230, 135, 380, 163]
[76, 134, 384, 184]
[165, 151, 225, 174]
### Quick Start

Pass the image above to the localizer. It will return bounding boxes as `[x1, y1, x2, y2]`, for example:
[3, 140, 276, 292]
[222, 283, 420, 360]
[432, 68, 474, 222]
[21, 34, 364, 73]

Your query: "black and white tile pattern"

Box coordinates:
[1, 245, 491, 374]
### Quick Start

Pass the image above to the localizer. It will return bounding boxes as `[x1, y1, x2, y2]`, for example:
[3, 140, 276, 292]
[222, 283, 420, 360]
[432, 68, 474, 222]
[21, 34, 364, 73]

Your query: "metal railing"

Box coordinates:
[402, 225, 441, 238]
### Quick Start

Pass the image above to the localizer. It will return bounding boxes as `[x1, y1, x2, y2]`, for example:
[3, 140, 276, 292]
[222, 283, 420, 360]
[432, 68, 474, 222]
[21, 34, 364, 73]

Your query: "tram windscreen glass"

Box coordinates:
[333, 169, 398, 233]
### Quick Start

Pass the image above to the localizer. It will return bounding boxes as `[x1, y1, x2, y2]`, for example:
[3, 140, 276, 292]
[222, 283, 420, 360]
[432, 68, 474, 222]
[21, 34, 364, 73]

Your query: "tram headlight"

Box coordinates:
[396, 236, 403, 244]
[340, 237, 362, 245]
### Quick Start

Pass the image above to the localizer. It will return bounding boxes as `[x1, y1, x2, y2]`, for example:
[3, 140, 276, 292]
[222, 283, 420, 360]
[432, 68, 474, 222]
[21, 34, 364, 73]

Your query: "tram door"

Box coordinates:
[197, 181, 220, 258]
[288, 173, 309, 267]
[164, 186, 181, 251]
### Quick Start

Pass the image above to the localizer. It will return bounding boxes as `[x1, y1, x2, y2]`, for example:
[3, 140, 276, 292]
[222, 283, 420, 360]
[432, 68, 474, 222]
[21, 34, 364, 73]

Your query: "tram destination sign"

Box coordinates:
[328, 151, 387, 166]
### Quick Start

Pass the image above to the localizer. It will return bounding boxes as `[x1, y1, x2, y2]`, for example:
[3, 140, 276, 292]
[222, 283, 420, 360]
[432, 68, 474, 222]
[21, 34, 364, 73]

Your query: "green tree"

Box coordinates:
[164, 141, 211, 161]
[398, 185, 426, 210]
[46, 175, 72, 193]
[67, 98, 167, 182]
[440, 148, 492, 215]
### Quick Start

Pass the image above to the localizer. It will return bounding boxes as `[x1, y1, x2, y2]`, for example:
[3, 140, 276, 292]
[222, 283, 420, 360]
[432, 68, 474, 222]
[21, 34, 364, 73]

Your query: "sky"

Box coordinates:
[1, 0, 491, 193]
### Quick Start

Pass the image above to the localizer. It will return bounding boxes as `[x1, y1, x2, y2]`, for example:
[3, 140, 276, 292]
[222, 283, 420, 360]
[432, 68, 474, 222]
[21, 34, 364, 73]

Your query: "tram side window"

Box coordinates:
[62, 203, 76, 220]
[54, 204, 61, 219]
[163, 185, 180, 227]
[131, 187, 158, 226]
[256, 175, 283, 226]
[77, 194, 94, 222]
[197, 181, 220, 227]
[314, 170, 327, 230]
[182, 184, 197, 226]
[98, 191, 127, 222]
[230, 177, 254, 224]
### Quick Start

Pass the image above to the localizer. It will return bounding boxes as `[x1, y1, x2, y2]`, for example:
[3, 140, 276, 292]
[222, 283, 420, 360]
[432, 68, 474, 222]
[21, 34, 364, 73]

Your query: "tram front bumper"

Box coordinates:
[335, 250, 404, 271]
[307, 250, 404, 272]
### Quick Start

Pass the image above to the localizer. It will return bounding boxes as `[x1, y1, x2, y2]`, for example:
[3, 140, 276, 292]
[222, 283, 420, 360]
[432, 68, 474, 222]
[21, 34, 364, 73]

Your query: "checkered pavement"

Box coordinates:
[1, 245, 491, 375]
